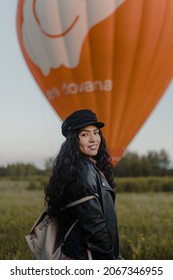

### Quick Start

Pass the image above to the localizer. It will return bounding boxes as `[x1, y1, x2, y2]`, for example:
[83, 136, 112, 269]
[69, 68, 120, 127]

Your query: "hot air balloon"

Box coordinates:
[16, 0, 173, 165]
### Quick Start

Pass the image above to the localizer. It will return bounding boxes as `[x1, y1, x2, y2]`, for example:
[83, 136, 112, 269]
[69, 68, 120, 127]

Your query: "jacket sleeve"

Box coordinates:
[75, 196, 116, 259]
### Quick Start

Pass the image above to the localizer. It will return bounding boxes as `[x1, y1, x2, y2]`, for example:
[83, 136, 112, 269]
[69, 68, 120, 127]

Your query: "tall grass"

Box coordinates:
[116, 176, 173, 192]
[0, 180, 173, 259]
[116, 192, 173, 259]
[0, 180, 44, 259]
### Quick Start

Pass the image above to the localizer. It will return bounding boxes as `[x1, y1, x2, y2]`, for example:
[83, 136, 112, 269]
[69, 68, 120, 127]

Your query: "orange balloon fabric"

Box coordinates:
[16, 0, 173, 165]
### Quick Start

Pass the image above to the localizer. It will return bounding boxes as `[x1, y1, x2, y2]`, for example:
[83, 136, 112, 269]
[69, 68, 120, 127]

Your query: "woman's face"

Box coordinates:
[78, 125, 101, 158]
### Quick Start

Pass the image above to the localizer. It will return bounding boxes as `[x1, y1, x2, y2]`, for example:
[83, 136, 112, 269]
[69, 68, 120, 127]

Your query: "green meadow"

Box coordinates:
[0, 179, 173, 260]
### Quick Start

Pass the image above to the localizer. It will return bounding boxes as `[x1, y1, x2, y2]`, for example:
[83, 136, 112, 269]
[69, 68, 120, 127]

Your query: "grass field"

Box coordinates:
[0, 180, 173, 260]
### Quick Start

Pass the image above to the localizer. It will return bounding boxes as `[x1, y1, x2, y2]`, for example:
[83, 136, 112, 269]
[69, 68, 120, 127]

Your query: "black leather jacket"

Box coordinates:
[60, 158, 120, 260]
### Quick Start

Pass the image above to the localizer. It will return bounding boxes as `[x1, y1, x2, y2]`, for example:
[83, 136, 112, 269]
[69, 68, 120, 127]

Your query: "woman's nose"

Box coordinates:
[89, 133, 96, 142]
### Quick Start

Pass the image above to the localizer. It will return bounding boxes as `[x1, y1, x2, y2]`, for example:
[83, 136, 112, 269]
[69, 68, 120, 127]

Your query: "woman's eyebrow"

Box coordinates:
[80, 128, 99, 133]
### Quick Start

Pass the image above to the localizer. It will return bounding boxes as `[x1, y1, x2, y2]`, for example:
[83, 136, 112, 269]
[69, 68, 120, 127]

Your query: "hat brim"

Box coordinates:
[71, 121, 105, 131]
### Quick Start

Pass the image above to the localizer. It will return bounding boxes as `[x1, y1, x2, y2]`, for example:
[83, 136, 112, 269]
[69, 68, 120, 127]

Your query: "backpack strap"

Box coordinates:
[62, 196, 97, 260]
[63, 194, 99, 210]
[87, 249, 93, 260]
[62, 195, 99, 244]
[63, 219, 79, 242]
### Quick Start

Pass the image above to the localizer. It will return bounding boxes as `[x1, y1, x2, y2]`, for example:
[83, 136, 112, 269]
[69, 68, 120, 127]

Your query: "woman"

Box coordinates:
[44, 109, 120, 260]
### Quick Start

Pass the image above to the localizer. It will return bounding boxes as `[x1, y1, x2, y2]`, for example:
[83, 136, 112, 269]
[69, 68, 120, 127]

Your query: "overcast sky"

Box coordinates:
[1, 0, 173, 169]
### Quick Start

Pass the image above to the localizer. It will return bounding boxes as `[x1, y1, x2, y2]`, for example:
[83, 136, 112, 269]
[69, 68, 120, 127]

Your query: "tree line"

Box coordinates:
[114, 149, 173, 177]
[0, 149, 172, 177]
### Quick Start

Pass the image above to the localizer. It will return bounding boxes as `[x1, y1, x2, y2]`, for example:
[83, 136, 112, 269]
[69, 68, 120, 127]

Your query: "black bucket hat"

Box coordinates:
[62, 109, 105, 137]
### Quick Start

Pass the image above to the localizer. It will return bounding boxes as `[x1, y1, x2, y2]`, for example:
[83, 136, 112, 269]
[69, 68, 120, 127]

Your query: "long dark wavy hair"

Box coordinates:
[44, 129, 115, 216]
